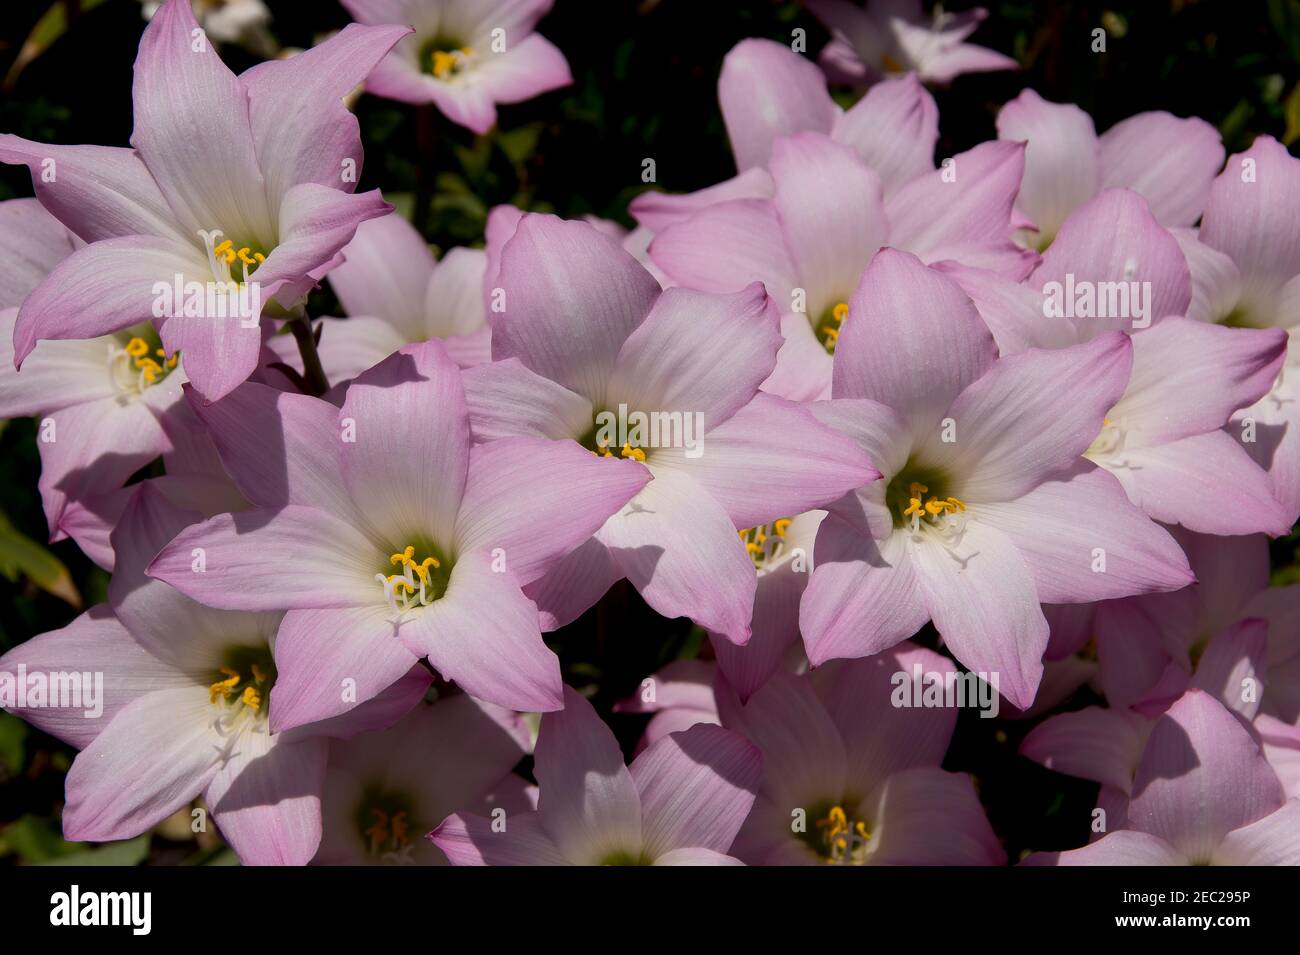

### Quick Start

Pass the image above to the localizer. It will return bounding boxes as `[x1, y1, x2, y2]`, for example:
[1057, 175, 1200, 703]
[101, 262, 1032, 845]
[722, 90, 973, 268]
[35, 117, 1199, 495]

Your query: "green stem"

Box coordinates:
[289, 316, 330, 397]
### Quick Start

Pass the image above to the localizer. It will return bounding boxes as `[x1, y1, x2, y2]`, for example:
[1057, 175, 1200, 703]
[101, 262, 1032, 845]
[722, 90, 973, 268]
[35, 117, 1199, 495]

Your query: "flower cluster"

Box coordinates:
[0, 0, 1297, 867]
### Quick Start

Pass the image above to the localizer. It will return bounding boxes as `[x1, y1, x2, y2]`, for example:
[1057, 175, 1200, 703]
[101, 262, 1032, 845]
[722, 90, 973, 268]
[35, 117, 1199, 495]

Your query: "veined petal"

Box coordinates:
[832, 73, 938, 195]
[0, 199, 80, 308]
[718, 39, 838, 172]
[1099, 112, 1225, 228]
[463, 358, 593, 442]
[329, 212, 435, 340]
[453, 437, 650, 586]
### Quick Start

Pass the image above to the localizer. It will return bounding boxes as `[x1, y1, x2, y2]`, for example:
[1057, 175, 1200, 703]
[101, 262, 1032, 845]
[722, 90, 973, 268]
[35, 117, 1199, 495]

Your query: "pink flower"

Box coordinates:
[0, 484, 430, 864]
[315, 694, 531, 865]
[997, 89, 1224, 249]
[799, 249, 1192, 708]
[951, 188, 1291, 537]
[466, 213, 879, 643]
[343, 0, 572, 134]
[0, 0, 408, 401]
[1178, 136, 1300, 521]
[720, 644, 1004, 865]
[148, 339, 650, 722]
[1042, 528, 1300, 716]
[269, 212, 491, 387]
[650, 132, 1034, 400]
[1025, 690, 1300, 865]
[808, 0, 1017, 87]
[431, 686, 762, 865]
[614, 659, 721, 755]
[629, 39, 938, 233]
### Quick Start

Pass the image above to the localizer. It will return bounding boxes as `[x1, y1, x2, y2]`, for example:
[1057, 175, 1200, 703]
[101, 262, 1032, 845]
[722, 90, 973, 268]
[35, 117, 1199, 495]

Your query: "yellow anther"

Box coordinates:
[241, 685, 261, 711]
[124, 337, 149, 358]
[208, 667, 241, 703]
[390, 546, 415, 567]
[413, 557, 441, 582]
[387, 575, 415, 593]
[213, 239, 233, 258]
[774, 518, 792, 537]
[832, 302, 849, 323]
[903, 497, 924, 518]
[621, 443, 646, 462]
[251, 663, 267, 683]
[745, 541, 763, 555]
[909, 482, 928, 498]
[432, 50, 457, 77]
[945, 497, 966, 512]
[237, 247, 257, 266]
[924, 498, 946, 517]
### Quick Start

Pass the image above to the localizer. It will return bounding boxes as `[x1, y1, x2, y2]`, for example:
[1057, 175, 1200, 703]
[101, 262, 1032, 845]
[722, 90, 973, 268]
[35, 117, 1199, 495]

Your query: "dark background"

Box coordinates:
[1, 0, 1298, 864]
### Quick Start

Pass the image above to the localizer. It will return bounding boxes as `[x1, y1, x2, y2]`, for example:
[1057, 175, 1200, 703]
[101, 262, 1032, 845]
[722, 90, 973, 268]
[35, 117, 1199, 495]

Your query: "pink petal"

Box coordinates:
[453, 437, 650, 585]
[329, 212, 435, 340]
[1020, 706, 1149, 792]
[463, 357, 594, 442]
[832, 73, 938, 195]
[631, 724, 761, 857]
[1099, 112, 1225, 228]
[493, 214, 660, 404]
[861, 767, 1005, 865]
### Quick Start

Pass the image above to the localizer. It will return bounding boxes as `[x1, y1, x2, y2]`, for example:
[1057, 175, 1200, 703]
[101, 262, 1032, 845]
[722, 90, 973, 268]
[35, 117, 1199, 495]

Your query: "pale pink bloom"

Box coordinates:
[721, 644, 1004, 865]
[431, 686, 761, 865]
[629, 39, 938, 233]
[149, 340, 651, 722]
[1175, 136, 1300, 521]
[808, 0, 1017, 87]
[950, 188, 1290, 536]
[614, 660, 720, 755]
[799, 249, 1192, 708]
[343, 0, 571, 134]
[997, 89, 1224, 249]
[1025, 690, 1300, 865]
[0, 0, 407, 401]
[315, 694, 532, 865]
[465, 213, 878, 644]
[650, 132, 1034, 400]
[0, 484, 429, 864]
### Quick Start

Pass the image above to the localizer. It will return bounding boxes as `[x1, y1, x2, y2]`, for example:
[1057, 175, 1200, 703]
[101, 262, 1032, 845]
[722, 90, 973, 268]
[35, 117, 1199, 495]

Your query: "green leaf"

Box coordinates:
[0, 713, 27, 777]
[0, 814, 85, 863]
[3, 0, 111, 92]
[34, 834, 150, 867]
[0, 510, 80, 608]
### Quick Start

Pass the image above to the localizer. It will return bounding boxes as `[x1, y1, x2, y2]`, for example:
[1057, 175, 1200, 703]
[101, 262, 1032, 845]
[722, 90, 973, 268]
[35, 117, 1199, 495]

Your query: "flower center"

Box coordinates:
[598, 848, 653, 866]
[207, 644, 276, 745]
[579, 414, 649, 462]
[738, 518, 793, 571]
[358, 788, 418, 865]
[802, 803, 871, 865]
[885, 464, 966, 539]
[107, 327, 178, 395]
[375, 542, 452, 613]
[420, 36, 475, 78]
[813, 301, 849, 354]
[200, 228, 267, 286]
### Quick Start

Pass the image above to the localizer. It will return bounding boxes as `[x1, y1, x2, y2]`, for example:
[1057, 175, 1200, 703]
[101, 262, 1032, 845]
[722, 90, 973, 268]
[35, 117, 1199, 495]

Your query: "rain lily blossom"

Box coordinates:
[431, 686, 762, 865]
[1177, 136, 1300, 521]
[807, 0, 1017, 87]
[799, 249, 1193, 709]
[997, 89, 1224, 249]
[148, 339, 650, 722]
[0, 0, 408, 402]
[315, 694, 532, 865]
[0, 484, 430, 865]
[271, 212, 490, 386]
[1025, 690, 1300, 866]
[342, 0, 572, 134]
[719, 645, 1005, 865]
[464, 214, 879, 643]
[613, 659, 721, 754]
[1043, 528, 1300, 716]
[629, 39, 938, 233]
[952, 188, 1291, 537]
[650, 132, 1034, 400]
[0, 199, 181, 565]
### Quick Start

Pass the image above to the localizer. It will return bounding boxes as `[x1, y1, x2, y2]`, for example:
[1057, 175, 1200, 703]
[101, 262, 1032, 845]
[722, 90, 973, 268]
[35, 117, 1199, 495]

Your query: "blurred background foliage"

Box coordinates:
[0, 0, 1298, 865]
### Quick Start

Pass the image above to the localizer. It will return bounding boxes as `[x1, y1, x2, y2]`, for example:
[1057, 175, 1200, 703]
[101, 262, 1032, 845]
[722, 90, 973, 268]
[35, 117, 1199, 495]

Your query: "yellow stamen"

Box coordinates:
[412, 557, 441, 582]
[832, 302, 849, 323]
[390, 546, 415, 567]
[124, 337, 149, 358]
[241, 686, 261, 711]
[774, 518, 792, 537]
[208, 666, 240, 704]
[621, 443, 646, 462]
